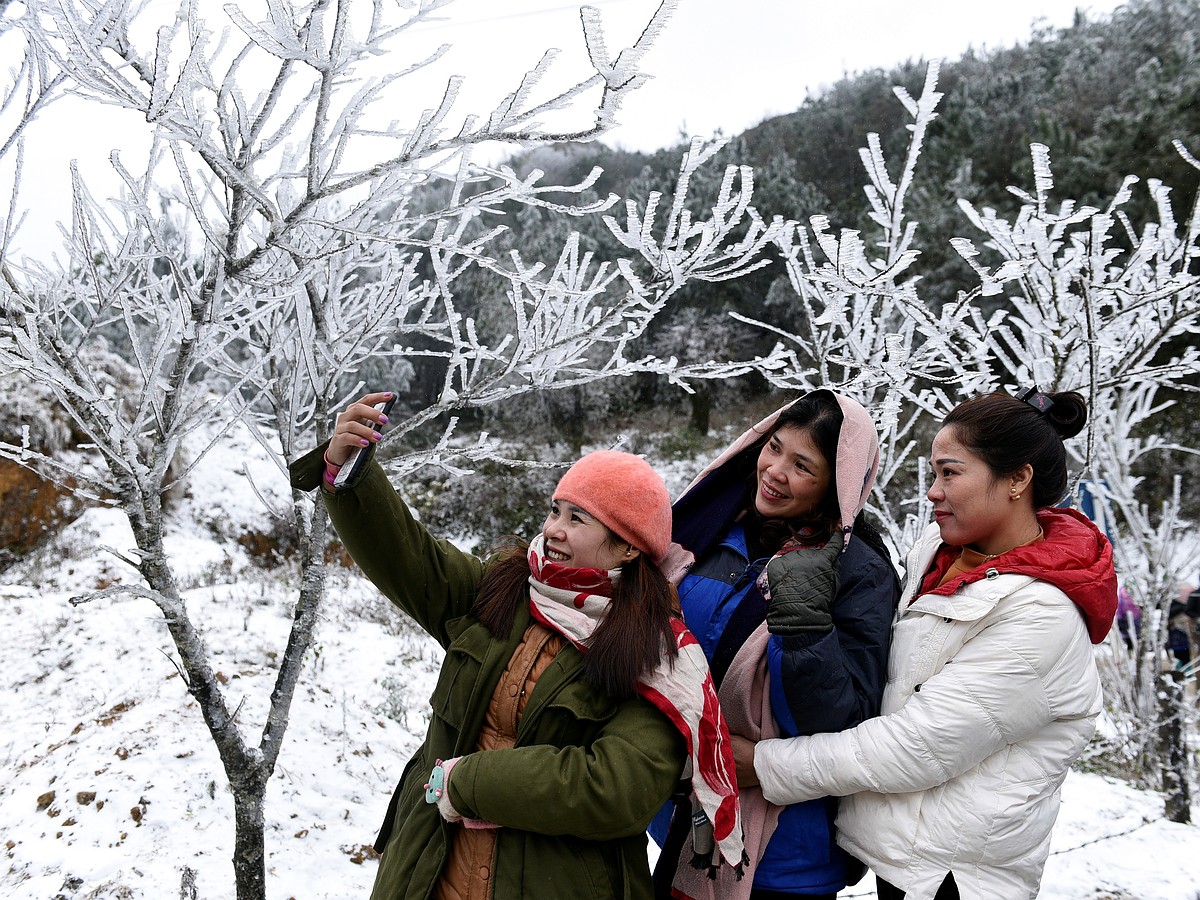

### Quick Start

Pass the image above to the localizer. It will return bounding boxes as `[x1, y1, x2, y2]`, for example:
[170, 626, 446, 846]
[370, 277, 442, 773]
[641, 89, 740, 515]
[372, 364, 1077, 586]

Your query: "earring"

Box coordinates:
[1010, 487, 1021, 502]
[625, 547, 633, 558]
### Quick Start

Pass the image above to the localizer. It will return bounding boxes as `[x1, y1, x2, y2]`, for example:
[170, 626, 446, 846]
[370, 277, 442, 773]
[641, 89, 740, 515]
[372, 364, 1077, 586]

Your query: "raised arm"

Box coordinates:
[289, 436, 484, 647]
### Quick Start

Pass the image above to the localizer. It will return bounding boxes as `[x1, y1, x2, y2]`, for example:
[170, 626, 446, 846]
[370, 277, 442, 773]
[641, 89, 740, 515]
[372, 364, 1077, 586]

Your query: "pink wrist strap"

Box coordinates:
[322, 450, 342, 487]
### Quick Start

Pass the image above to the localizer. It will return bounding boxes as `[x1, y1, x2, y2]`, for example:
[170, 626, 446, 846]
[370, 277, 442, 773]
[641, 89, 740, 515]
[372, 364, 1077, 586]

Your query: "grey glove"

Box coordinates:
[761, 529, 844, 636]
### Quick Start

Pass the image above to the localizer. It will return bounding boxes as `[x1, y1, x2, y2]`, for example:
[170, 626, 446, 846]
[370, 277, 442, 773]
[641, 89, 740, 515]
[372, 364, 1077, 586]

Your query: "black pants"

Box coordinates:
[876, 872, 959, 900]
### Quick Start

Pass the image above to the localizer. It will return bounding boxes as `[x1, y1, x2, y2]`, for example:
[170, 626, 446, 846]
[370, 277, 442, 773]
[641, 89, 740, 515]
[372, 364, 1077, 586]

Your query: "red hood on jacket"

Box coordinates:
[922, 507, 1117, 644]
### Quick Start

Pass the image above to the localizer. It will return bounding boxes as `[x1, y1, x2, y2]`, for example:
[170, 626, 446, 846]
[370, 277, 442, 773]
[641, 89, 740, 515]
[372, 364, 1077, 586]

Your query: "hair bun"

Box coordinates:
[1046, 390, 1088, 439]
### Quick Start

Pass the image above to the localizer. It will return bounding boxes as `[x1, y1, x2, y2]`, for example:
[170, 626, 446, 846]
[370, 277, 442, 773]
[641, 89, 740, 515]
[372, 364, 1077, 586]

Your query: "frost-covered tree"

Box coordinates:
[729, 64, 1200, 813]
[951, 141, 1200, 817]
[0, 0, 779, 896]
[627, 59, 1198, 809]
[678, 64, 998, 557]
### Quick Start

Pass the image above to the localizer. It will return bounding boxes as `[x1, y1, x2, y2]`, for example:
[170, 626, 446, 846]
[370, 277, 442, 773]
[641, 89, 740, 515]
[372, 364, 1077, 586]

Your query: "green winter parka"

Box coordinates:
[290, 445, 685, 900]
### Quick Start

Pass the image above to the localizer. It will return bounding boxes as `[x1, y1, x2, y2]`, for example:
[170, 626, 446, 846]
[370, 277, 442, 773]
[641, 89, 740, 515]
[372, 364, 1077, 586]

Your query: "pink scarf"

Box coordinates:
[670, 622, 780, 900]
[525, 535, 745, 873]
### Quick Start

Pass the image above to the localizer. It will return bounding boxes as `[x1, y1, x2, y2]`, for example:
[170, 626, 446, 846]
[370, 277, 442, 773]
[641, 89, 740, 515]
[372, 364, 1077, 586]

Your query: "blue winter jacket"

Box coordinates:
[650, 522, 898, 893]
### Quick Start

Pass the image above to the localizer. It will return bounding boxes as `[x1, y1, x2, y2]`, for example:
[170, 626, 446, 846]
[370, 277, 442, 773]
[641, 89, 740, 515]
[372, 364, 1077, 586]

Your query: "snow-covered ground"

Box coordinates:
[2, 427, 1199, 899]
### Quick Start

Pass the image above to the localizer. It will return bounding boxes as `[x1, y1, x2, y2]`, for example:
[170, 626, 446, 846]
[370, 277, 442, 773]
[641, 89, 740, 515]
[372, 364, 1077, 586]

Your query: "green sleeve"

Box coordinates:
[289, 442, 485, 646]
[447, 698, 685, 841]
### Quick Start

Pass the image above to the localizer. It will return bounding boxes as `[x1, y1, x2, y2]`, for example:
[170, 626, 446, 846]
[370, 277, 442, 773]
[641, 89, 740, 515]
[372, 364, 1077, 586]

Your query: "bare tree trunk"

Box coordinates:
[180, 866, 199, 900]
[230, 774, 269, 900]
[688, 386, 712, 435]
[555, 387, 586, 456]
[1158, 669, 1192, 824]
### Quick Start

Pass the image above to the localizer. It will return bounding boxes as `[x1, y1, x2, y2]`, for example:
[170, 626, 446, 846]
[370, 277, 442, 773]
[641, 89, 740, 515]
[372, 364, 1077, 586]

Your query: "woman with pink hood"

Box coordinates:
[650, 389, 901, 900]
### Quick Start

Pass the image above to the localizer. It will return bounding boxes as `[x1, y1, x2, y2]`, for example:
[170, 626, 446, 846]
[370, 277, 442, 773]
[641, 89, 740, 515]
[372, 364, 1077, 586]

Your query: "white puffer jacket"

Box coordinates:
[754, 511, 1115, 900]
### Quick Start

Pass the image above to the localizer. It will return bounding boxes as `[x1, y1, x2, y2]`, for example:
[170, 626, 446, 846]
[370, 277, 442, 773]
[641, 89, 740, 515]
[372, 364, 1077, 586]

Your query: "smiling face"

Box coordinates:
[928, 425, 1033, 555]
[754, 425, 833, 522]
[541, 500, 634, 571]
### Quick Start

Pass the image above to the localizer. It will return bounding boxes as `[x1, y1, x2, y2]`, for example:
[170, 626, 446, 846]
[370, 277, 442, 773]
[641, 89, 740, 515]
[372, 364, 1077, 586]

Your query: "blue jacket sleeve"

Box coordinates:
[768, 539, 899, 735]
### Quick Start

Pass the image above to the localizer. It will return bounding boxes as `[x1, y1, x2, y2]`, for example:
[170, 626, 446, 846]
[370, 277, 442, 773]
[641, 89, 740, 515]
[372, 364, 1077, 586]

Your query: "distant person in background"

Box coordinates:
[290, 392, 743, 900]
[1167, 591, 1193, 668]
[740, 387, 1117, 900]
[1115, 582, 1142, 651]
[650, 389, 900, 900]
[1165, 578, 1200, 667]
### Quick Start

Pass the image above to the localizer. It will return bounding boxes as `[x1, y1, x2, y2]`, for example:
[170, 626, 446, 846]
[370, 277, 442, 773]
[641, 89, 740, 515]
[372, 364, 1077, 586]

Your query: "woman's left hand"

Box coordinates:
[327, 391, 393, 467]
[763, 529, 844, 636]
[731, 734, 759, 788]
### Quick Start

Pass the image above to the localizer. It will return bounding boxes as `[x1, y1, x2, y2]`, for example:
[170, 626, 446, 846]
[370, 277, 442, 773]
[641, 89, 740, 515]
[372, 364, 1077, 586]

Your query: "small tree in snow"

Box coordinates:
[951, 142, 1200, 815]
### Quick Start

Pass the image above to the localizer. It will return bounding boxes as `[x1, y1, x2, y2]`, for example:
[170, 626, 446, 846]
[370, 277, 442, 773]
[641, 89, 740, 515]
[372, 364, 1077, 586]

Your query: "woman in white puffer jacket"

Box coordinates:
[738, 387, 1117, 900]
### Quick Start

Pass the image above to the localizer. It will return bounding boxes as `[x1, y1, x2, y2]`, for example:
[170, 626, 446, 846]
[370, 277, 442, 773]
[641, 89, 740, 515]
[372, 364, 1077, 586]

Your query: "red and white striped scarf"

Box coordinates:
[526, 534, 745, 872]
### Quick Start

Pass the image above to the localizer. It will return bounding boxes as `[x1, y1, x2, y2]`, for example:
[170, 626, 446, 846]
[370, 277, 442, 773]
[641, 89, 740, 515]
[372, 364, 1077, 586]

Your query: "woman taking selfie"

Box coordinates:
[290, 392, 742, 900]
[744, 387, 1117, 900]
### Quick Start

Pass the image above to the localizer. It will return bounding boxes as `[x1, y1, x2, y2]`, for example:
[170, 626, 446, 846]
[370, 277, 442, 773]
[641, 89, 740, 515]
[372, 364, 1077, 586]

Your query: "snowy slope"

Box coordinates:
[2, 426, 1199, 899]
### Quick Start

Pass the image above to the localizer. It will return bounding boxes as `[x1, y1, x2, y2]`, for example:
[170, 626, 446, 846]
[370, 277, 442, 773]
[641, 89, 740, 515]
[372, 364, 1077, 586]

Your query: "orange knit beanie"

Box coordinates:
[553, 450, 672, 565]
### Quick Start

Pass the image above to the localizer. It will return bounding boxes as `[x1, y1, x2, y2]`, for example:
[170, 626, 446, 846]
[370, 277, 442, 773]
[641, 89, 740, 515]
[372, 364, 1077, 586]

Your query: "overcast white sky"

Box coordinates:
[1, 0, 1127, 257]
[418, 0, 1128, 154]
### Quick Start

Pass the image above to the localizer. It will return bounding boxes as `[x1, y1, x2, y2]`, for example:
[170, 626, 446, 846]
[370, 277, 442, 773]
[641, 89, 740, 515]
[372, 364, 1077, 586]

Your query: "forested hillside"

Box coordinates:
[510, 0, 1200, 287]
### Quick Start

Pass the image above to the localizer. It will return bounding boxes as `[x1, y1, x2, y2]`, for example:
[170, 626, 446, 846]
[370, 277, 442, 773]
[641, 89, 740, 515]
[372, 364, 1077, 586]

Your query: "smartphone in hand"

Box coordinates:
[334, 394, 397, 489]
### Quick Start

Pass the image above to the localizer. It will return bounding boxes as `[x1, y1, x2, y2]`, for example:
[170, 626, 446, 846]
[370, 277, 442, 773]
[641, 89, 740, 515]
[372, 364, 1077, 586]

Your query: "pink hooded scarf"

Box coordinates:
[662, 390, 881, 583]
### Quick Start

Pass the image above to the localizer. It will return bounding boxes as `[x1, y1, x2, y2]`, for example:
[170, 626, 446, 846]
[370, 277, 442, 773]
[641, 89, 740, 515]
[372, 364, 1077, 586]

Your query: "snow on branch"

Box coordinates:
[604, 137, 787, 290]
[951, 141, 1200, 730]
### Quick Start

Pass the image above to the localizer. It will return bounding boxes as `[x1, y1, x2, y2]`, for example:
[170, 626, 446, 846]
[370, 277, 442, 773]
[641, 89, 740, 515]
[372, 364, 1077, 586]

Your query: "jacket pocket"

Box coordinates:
[527, 681, 618, 747]
[373, 750, 424, 853]
[976, 771, 1058, 865]
[427, 625, 491, 734]
[961, 744, 1057, 866]
[521, 833, 621, 899]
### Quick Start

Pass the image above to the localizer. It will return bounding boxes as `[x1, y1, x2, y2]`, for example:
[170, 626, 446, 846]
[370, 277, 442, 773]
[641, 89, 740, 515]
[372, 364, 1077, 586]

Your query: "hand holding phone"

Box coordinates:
[333, 393, 396, 488]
